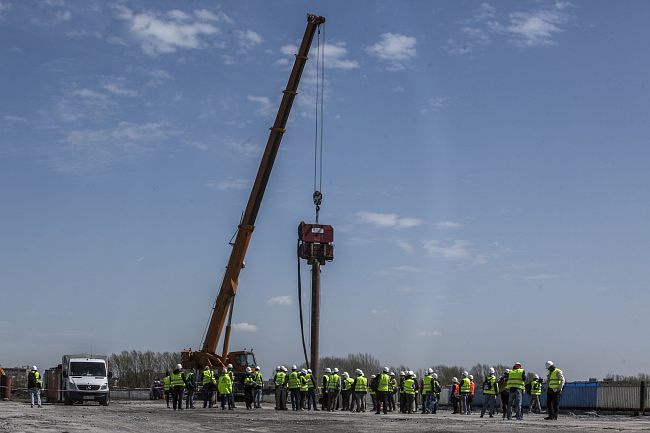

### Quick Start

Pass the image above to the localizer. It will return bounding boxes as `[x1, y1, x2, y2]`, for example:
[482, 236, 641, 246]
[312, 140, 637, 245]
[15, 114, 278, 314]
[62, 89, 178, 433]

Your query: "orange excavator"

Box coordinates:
[181, 14, 326, 375]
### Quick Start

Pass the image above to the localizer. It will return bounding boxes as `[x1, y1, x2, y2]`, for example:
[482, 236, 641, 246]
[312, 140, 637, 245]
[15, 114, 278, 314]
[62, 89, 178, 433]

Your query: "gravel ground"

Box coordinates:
[1, 401, 649, 433]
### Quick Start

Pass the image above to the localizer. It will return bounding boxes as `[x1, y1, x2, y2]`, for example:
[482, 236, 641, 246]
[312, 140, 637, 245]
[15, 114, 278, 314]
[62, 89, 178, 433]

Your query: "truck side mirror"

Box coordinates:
[108, 371, 113, 379]
[62, 371, 68, 378]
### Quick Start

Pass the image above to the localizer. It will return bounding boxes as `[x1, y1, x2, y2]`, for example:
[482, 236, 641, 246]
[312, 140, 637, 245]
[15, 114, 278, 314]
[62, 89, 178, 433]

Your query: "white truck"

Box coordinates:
[60, 354, 111, 406]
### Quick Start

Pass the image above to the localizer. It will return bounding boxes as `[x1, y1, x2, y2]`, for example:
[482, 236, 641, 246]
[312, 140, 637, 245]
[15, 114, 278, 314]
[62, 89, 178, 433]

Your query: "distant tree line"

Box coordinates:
[604, 373, 650, 384]
[109, 351, 180, 388]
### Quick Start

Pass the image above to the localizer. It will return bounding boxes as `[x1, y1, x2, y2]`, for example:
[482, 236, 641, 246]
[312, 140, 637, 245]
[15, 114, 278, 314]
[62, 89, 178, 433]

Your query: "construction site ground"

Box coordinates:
[1, 401, 648, 432]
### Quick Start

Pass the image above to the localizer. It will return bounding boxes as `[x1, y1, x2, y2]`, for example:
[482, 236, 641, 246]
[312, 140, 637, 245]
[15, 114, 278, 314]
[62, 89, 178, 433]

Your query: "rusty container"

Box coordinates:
[2, 376, 12, 400]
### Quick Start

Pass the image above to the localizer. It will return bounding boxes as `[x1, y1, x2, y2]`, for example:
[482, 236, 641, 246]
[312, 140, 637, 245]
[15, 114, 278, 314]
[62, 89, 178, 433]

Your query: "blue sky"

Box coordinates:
[1, 0, 649, 380]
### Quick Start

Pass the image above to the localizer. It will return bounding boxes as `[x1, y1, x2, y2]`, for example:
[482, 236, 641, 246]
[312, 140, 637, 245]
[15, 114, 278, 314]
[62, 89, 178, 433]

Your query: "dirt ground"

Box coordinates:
[1, 400, 648, 433]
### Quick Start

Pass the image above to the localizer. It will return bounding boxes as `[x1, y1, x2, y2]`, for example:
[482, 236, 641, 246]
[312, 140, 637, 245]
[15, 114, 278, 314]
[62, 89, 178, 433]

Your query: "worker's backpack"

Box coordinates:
[369, 376, 379, 392]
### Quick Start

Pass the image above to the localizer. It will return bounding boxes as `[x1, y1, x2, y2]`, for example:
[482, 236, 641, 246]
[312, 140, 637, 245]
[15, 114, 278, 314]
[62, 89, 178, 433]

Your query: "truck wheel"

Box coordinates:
[64, 396, 73, 405]
[99, 396, 109, 406]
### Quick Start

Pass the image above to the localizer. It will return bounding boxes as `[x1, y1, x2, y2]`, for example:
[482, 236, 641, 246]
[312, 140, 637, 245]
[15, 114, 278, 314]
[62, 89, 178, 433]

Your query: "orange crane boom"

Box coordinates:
[182, 13, 326, 372]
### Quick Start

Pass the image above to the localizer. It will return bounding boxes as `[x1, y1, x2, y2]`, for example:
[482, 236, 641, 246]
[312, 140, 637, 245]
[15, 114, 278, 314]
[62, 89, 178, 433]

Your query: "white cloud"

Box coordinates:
[434, 221, 463, 229]
[117, 6, 220, 55]
[232, 322, 257, 333]
[526, 273, 562, 280]
[356, 211, 424, 229]
[503, 8, 569, 47]
[366, 33, 417, 70]
[393, 265, 423, 273]
[268, 296, 292, 306]
[0, 1, 12, 14]
[422, 240, 486, 264]
[2, 115, 27, 124]
[371, 309, 390, 315]
[247, 95, 275, 117]
[417, 330, 442, 337]
[420, 97, 453, 114]
[222, 54, 235, 65]
[396, 241, 414, 254]
[225, 139, 262, 157]
[238, 30, 262, 49]
[280, 44, 297, 56]
[205, 178, 252, 190]
[103, 83, 137, 97]
[72, 88, 107, 99]
[194, 8, 233, 24]
[322, 42, 359, 70]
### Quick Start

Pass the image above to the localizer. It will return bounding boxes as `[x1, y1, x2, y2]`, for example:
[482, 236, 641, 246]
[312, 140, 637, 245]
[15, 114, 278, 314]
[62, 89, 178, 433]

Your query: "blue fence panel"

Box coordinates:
[560, 382, 598, 409]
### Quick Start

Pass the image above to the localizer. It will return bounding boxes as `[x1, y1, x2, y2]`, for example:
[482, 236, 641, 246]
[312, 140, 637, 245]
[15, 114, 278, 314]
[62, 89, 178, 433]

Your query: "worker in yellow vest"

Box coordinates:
[170, 364, 186, 411]
[202, 366, 216, 408]
[506, 362, 526, 420]
[340, 372, 354, 411]
[163, 371, 172, 408]
[243, 367, 256, 410]
[27, 366, 42, 408]
[421, 369, 433, 414]
[545, 361, 565, 420]
[327, 368, 341, 411]
[253, 366, 263, 408]
[351, 369, 367, 412]
[528, 374, 543, 413]
[218, 368, 233, 410]
[299, 369, 309, 410]
[402, 372, 416, 414]
[375, 367, 391, 415]
[480, 367, 499, 418]
[460, 371, 471, 415]
[273, 366, 287, 410]
[305, 368, 318, 411]
[388, 372, 397, 412]
[287, 365, 301, 411]
[321, 368, 331, 410]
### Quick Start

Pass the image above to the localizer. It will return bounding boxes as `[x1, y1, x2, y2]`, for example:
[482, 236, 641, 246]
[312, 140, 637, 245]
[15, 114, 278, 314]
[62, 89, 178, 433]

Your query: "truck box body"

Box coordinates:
[60, 354, 110, 405]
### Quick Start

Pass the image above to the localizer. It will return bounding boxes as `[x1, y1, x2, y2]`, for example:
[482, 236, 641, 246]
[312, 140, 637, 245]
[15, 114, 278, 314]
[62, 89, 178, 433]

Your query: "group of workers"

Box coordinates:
[158, 360, 565, 421]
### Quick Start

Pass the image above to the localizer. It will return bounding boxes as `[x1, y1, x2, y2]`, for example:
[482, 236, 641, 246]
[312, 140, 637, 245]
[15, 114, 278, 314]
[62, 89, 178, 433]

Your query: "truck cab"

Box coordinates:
[62, 354, 111, 406]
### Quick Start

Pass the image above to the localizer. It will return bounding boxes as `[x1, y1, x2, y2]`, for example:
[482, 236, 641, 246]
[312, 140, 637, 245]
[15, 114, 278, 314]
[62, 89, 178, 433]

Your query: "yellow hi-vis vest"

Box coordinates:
[275, 371, 286, 387]
[170, 372, 185, 388]
[483, 375, 497, 395]
[507, 369, 525, 390]
[422, 375, 432, 393]
[328, 374, 340, 390]
[403, 378, 415, 395]
[218, 373, 232, 395]
[305, 373, 314, 389]
[163, 376, 171, 391]
[531, 380, 542, 395]
[342, 377, 354, 391]
[355, 376, 367, 392]
[202, 369, 216, 385]
[300, 375, 308, 391]
[253, 371, 263, 387]
[548, 368, 563, 391]
[461, 377, 471, 393]
[288, 371, 300, 389]
[378, 373, 390, 392]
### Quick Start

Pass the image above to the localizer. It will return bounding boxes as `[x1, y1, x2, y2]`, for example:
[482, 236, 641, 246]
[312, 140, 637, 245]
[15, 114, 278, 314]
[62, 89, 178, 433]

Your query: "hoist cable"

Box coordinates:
[319, 24, 325, 193]
[297, 241, 310, 370]
[313, 27, 320, 194]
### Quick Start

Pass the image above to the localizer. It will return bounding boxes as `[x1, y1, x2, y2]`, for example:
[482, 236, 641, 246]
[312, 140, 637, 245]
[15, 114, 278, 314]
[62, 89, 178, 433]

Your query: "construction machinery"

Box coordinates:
[181, 14, 326, 374]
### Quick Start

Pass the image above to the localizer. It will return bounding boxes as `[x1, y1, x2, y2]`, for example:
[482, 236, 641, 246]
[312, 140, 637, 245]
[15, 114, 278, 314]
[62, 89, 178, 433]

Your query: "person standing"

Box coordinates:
[170, 363, 186, 411]
[327, 368, 341, 411]
[273, 366, 287, 410]
[545, 361, 565, 420]
[460, 371, 471, 415]
[299, 369, 308, 410]
[498, 369, 510, 419]
[202, 366, 216, 408]
[480, 367, 499, 418]
[351, 369, 367, 412]
[305, 368, 318, 410]
[226, 364, 236, 408]
[218, 368, 233, 410]
[398, 371, 406, 413]
[421, 369, 433, 414]
[431, 372, 441, 414]
[163, 371, 172, 408]
[185, 369, 196, 409]
[388, 372, 397, 412]
[287, 365, 301, 411]
[243, 367, 255, 410]
[506, 362, 526, 420]
[468, 374, 476, 414]
[253, 366, 263, 408]
[321, 368, 331, 411]
[369, 374, 377, 411]
[375, 367, 390, 415]
[450, 377, 460, 414]
[529, 374, 543, 414]
[340, 372, 353, 411]
[402, 372, 416, 414]
[27, 366, 42, 408]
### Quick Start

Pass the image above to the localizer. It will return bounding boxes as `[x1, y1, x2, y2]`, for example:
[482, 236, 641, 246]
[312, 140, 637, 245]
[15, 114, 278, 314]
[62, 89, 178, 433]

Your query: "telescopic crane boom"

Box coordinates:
[182, 14, 326, 372]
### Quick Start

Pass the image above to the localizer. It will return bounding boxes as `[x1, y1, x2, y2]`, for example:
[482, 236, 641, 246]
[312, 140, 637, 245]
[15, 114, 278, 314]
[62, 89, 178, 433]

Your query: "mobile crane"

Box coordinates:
[181, 14, 326, 375]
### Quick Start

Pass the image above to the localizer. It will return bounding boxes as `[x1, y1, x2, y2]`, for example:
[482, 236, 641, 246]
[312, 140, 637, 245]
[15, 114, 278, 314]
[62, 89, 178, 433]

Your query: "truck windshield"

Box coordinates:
[70, 362, 106, 377]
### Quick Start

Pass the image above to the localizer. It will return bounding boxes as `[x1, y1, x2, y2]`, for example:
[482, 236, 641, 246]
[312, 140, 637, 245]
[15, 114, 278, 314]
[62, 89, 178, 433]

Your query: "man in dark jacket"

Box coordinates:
[185, 369, 196, 409]
[28, 366, 42, 408]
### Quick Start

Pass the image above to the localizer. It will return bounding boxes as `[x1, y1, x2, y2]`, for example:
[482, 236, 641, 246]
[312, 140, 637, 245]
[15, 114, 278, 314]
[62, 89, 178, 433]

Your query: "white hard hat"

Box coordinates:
[255, 366, 260, 370]
[292, 365, 297, 370]
[227, 364, 233, 369]
[505, 369, 510, 374]
[359, 370, 364, 376]
[383, 366, 389, 373]
[282, 366, 288, 372]
[489, 367, 495, 374]
[452, 377, 459, 383]
[246, 367, 252, 373]
[32, 365, 38, 370]
[176, 363, 183, 370]
[433, 373, 438, 379]
[223, 368, 228, 373]
[342, 372, 349, 377]
[390, 372, 395, 376]
[546, 361, 554, 369]
[469, 375, 474, 380]
[355, 369, 362, 375]
[400, 371, 405, 376]
[204, 365, 211, 370]
[301, 369, 308, 374]
[307, 369, 312, 373]
[409, 370, 415, 376]
[333, 367, 339, 373]
[534, 374, 539, 379]
[371, 375, 376, 378]
[276, 366, 281, 371]
[462, 371, 468, 377]
[427, 368, 433, 374]
[325, 368, 332, 373]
